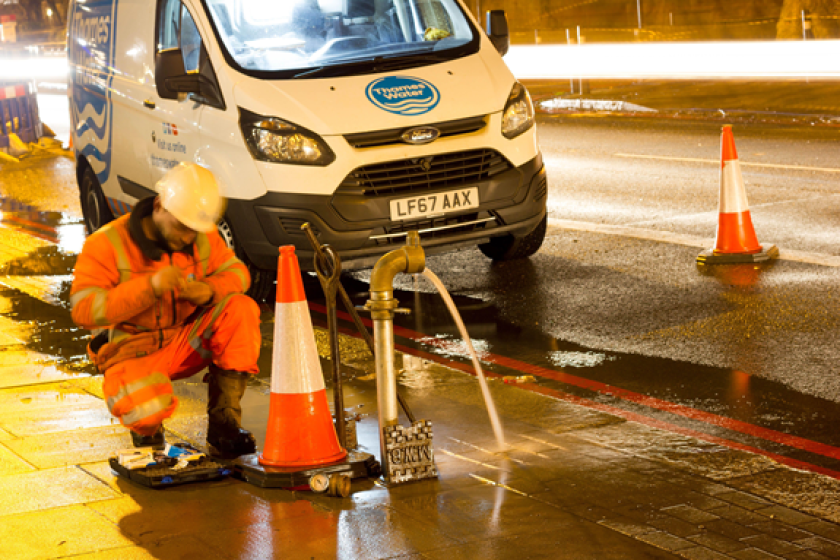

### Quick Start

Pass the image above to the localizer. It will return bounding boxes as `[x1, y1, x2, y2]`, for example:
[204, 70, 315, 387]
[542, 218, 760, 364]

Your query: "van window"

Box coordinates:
[204, 0, 479, 78]
[159, 0, 204, 73]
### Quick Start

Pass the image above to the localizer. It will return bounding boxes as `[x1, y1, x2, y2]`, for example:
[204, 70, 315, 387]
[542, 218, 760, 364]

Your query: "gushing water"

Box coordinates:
[422, 268, 506, 451]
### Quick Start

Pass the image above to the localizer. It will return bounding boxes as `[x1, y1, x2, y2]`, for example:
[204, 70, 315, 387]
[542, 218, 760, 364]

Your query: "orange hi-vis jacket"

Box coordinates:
[70, 197, 251, 372]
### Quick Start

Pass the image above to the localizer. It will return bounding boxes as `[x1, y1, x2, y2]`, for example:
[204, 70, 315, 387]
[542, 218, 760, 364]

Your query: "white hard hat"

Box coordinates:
[155, 163, 225, 233]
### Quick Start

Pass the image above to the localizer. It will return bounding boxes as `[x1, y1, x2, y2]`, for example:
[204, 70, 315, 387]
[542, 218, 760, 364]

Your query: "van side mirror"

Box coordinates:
[486, 10, 509, 57]
[155, 48, 224, 109]
[166, 74, 202, 94]
[155, 49, 194, 99]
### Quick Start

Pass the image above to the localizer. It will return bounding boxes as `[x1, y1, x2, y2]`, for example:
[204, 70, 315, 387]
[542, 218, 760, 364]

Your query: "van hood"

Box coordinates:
[231, 49, 514, 136]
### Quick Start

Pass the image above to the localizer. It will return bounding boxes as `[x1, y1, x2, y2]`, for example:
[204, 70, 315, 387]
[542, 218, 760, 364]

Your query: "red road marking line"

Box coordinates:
[2, 216, 58, 235]
[1, 216, 60, 243]
[312, 312, 840, 481]
[309, 301, 840, 466]
[522, 383, 840, 481]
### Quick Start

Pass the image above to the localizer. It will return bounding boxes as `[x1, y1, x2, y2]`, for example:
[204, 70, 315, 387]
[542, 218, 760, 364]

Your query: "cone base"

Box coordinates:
[259, 448, 347, 468]
[697, 244, 779, 265]
[235, 450, 381, 489]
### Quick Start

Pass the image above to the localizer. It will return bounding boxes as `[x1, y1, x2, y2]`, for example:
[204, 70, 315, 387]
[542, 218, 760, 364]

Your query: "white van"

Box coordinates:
[67, 0, 547, 300]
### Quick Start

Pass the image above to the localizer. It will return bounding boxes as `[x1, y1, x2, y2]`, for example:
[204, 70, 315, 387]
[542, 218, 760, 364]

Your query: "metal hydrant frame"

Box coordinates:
[365, 232, 438, 484]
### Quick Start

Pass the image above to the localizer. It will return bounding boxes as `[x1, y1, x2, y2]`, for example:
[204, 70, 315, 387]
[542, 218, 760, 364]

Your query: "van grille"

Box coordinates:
[533, 175, 548, 201]
[344, 115, 487, 148]
[338, 149, 511, 197]
[278, 217, 316, 238]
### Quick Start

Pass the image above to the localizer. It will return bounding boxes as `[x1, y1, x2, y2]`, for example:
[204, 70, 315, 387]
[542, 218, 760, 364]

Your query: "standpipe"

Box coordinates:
[366, 231, 425, 481]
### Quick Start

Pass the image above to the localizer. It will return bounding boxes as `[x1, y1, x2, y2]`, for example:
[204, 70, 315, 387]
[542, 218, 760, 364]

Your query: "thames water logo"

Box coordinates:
[366, 76, 440, 116]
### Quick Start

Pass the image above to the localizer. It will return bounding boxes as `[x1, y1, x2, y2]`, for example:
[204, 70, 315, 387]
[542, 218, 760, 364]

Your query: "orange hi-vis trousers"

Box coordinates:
[102, 294, 260, 436]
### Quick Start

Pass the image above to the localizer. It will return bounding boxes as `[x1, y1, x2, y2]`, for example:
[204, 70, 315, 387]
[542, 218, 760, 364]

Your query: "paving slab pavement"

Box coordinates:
[1, 311, 840, 559]
[2, 152, 840, 559]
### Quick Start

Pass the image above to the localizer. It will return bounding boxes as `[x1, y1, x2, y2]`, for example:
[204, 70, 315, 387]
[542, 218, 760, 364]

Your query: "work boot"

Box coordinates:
[206, 365, 257, 457]
[131, 426, 165, 449]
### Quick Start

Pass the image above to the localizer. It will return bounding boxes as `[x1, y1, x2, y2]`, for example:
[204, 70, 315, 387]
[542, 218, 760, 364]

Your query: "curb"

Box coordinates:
[538, 98, 657, 113]
[535, 96, 840, 127]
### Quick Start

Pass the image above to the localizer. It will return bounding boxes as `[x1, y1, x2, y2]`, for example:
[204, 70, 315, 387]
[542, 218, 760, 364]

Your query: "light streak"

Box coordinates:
[506, 40, 840, 80]
[0, 56, 68, 81]
[614, 153, 840, 173]
[4, 39, 840, 84]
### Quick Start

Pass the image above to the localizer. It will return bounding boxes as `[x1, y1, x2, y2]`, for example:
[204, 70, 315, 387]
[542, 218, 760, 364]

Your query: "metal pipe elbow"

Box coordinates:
[369, 232, 425, 295]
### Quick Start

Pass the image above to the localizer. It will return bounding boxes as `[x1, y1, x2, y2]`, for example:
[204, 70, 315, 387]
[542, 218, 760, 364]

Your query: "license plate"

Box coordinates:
[390, 188, 479, 221]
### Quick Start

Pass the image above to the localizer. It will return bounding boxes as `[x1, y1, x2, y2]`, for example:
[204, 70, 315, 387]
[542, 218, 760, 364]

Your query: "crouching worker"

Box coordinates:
[70, 163, 261, 457]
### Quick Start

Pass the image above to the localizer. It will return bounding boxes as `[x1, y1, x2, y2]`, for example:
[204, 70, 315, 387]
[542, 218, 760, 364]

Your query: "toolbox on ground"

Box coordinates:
[109, 443, 233, 488]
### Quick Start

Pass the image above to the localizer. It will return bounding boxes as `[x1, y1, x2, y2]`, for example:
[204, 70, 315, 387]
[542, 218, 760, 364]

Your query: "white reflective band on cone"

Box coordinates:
[271, 300, 325, 394]
[719, 160, 750, 214]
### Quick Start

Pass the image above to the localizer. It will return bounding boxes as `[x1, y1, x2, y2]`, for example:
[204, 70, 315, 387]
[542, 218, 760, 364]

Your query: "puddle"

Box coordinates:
[548, 350, 614, 368]
[0, 198, 85, 255]
[318, 273, 840, 472]
[398, 355, 473, 389]
[0, 245, 77, 276]
[416, 333, 492, 363]
[0, 282, 93, 374]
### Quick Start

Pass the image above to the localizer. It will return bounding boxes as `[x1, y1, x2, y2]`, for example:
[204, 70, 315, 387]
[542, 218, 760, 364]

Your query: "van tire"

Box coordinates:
[217, 218, 275, 303]
[80, 167, 114, 234]
[478, 215, 546, 261]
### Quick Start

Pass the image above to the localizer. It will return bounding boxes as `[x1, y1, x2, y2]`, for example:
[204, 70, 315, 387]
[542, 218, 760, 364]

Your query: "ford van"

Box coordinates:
[67, 0, 547, 300]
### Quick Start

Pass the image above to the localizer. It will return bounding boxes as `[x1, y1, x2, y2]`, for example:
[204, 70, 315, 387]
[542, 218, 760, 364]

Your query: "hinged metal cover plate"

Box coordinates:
[383, 420, 438, 484]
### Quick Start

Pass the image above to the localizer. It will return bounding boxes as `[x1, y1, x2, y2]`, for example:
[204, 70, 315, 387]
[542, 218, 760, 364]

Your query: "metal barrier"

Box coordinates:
[0, 80, 41, 152]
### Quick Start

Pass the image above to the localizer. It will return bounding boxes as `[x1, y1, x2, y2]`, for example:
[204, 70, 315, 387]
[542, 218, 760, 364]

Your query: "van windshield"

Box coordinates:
[204, 0, 479, 77]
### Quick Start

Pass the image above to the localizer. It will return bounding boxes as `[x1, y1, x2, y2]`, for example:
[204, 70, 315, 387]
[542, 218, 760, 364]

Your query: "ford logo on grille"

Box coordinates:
[401, 127, 440, 145]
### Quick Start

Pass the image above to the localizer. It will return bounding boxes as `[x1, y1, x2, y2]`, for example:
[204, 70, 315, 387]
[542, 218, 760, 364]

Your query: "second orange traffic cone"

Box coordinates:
[697, 125, 778, 264]
[259, 246, 347, 468]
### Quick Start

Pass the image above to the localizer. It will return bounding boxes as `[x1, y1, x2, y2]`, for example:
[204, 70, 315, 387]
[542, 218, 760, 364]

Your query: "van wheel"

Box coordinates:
[478, 215, 547, 261]
[80, 167, 114, 234]
[217, 218, 275, 302]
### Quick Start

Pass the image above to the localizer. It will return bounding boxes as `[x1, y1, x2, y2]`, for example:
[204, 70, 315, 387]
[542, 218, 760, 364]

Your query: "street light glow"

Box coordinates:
[0, 56, 67, 81]
[2, 40, 840, 83]
[506, 40, 840, 80]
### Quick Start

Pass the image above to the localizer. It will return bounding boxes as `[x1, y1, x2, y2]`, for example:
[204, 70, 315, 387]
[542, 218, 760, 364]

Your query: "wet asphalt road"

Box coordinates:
[537, 115, 840, 253]
[4, 101, 840, 480]
[343, 116, 840, 475]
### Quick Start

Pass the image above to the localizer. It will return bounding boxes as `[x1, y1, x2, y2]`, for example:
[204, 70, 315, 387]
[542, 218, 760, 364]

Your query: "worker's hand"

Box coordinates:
[151, 266, 185, 297]
[180, 281, 214, 306]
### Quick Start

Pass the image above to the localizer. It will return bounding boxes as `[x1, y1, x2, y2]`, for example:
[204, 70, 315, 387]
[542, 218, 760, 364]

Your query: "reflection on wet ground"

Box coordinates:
[0, 172, 836, 484]
[0, 283, 92, 373]
[5, 162, 840, 557]
[303, 270, 840, 476]
[0, 188, 89, 371]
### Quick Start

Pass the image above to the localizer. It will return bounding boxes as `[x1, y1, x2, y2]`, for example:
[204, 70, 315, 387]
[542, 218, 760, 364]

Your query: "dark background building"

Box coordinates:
[474, 0, 839, 42]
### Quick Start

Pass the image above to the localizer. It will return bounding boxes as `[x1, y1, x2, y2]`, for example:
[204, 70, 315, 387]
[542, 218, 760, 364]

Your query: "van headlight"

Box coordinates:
[501, 82, 535, 139]
[239, 108, 335, 166]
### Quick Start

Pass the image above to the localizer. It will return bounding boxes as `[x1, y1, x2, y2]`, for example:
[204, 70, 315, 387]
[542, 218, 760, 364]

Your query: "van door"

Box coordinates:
[148, 0, 207, 186]
[106, 0, 155, 213]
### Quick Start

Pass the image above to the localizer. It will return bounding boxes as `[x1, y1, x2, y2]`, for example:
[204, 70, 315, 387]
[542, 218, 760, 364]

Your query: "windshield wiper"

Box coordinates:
[290, 57, 378, 79]
[290, 65, 331, 79]
[370, 53, 449, 73]
[290, 52, 451, 79]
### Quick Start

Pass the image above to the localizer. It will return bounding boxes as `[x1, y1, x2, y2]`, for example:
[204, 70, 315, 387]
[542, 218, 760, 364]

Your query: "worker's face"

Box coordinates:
[153, 200, 198, 251]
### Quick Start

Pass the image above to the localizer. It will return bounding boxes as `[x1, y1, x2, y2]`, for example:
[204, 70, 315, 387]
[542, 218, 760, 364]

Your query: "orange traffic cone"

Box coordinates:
[697, 125, 778, 264]
[259, 245, 347, 468]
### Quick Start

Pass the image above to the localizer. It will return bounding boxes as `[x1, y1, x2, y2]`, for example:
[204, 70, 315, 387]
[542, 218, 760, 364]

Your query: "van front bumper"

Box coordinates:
[226, 152, 547, 271]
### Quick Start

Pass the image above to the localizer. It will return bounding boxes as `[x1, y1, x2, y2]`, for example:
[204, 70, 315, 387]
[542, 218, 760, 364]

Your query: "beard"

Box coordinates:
[151, 217, 188, 252]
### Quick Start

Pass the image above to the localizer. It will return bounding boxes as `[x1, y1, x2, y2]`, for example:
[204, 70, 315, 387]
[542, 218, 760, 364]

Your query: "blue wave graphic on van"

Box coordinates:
[365, 76, 440, 116]
[68, 0, 118, 186]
